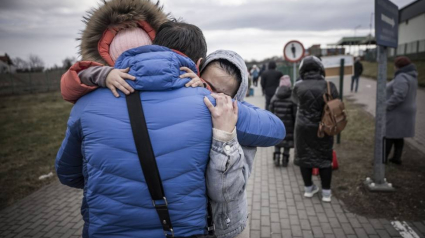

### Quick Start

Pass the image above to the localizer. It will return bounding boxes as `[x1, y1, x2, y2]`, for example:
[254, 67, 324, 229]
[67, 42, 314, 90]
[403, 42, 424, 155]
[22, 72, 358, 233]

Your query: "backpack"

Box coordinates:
[317, 81, 348, 138]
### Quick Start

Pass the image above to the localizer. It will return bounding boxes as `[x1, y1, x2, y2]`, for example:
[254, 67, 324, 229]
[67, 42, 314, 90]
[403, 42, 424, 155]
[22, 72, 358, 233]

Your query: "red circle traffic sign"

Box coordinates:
[283, 40, 305, 63]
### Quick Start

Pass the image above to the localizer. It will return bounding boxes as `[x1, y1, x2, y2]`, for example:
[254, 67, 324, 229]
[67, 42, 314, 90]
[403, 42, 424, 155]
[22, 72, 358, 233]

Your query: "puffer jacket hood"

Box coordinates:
[201, 50, 248, 101]
[80, 0, 169, 65]
[275, 86, 292, 100]
[115, 45, 198, 91]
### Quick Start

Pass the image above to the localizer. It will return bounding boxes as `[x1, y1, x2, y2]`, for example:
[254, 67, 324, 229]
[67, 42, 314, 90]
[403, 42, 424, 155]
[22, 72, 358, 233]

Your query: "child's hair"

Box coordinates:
[209, 59, 242, 92]
[153, 20, 207, 64]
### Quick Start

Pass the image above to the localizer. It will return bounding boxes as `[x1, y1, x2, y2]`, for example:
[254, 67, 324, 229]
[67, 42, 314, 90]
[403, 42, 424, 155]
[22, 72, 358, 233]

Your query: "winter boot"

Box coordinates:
[281, 153, 289, 167]
[273, 152, 281, 166]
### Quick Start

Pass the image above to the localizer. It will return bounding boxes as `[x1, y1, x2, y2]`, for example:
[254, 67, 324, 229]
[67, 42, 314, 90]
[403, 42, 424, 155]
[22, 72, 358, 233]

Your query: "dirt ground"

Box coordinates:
[332, 100, 425, 221]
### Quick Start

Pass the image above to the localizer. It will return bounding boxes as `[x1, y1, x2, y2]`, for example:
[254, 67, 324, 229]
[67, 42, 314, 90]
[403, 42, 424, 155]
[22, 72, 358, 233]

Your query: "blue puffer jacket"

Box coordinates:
[56, 45, 284, 238]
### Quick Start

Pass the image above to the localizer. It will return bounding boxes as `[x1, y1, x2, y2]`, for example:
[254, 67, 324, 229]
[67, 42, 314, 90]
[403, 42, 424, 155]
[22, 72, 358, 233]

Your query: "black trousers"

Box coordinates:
[265, 94, 272, 111]
[275, 146, 290, 156]
[300, 167, 332, 190]
[386, 138, 404, 161]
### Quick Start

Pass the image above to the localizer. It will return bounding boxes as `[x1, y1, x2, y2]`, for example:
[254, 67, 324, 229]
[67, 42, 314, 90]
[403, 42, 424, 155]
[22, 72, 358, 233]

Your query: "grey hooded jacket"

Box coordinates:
[386, 64, 418, 138]
[202, 50, 256, 238]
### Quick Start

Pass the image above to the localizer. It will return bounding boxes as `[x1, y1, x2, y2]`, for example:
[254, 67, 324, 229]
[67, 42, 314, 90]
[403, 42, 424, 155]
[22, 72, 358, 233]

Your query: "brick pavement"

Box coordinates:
[0, 87, 424, 237]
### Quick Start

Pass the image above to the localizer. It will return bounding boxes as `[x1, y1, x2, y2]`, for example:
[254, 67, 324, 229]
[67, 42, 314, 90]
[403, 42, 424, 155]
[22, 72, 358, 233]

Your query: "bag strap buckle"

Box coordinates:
[164, 228, 174, 237]
[152, 197, 168, 207]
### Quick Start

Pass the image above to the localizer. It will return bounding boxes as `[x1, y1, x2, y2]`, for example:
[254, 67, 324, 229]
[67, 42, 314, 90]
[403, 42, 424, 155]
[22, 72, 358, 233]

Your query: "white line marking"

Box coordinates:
[391, 221, 421, 238]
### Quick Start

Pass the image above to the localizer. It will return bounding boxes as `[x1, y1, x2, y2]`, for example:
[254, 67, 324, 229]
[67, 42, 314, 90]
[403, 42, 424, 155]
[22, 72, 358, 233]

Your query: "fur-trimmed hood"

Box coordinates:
[79, 0, 169, 65]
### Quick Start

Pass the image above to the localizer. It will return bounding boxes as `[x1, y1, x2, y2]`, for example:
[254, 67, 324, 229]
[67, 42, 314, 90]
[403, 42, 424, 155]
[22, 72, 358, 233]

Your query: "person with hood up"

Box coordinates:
[269, 75, 297, 167]
[291, 56, 339, 203]
[385, 56, 418, 165]
[56, 0, 285, 237]
[260, 61, 283, 110]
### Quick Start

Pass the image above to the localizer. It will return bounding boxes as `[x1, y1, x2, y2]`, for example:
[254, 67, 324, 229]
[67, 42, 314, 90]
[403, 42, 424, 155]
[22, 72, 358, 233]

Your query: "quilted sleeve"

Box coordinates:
[61, 61, 102, 103]
[236, 101, 286, 147]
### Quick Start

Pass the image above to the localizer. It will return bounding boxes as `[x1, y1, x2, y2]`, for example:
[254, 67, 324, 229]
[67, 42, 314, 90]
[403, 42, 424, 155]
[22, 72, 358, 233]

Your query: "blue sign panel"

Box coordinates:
[375, 0, 399, 48]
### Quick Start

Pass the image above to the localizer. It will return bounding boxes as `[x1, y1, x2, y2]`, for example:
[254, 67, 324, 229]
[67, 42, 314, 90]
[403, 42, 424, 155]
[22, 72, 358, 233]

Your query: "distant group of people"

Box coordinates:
[256, 54, 418, 203]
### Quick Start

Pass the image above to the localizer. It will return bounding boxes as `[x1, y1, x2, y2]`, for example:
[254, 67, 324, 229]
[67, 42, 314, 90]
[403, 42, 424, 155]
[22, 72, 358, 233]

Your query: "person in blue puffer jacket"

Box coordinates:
[56, 20, 284, 238]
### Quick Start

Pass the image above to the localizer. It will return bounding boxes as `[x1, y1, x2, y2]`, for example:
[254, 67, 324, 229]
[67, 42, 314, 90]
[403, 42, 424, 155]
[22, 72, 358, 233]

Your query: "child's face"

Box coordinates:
[201, 65, 239, 98]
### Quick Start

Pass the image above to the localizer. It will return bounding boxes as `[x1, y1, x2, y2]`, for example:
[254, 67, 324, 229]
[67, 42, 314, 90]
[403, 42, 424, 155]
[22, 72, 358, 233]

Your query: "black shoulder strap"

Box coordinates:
[126, 92, 174, 237]
[125, 92, 215, 237]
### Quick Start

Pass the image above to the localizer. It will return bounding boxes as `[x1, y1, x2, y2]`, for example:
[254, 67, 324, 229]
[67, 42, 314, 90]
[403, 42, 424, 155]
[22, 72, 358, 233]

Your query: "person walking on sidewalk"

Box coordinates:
[270, 75, 297, 167]
[291, 56, 339, 202]
[385, 56, 418, 165]
[261, 61, 283, 110]
[351, 57, 363, 93]
[251, 64, 260, 87]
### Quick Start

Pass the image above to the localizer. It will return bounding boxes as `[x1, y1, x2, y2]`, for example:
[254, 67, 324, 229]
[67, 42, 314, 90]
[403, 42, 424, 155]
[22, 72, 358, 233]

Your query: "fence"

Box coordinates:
[0, 69, 66, 96]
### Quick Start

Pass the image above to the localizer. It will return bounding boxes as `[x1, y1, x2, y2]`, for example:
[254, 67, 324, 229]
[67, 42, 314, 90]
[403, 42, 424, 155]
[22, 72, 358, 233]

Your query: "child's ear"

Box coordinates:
[196, 58, 203, 69]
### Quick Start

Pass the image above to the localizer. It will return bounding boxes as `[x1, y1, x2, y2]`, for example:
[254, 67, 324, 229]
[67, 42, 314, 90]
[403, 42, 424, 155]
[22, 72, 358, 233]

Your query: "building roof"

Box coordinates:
[335, 35, 376, 46]
[399, 0, 425, 23]
[0, 54, 13, 65]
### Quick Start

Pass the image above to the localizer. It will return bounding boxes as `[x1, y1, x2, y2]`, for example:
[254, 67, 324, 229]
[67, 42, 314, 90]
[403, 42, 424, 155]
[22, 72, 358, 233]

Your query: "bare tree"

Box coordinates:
[13, 57, 29, 72]
[28, 54, 45, 72]
[62, 57, 76, 69]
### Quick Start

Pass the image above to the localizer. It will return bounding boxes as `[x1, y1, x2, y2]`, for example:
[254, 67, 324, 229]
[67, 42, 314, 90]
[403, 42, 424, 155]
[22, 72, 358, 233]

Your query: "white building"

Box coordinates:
[0, 54, 16, 73]
[394, 0, 425, 56]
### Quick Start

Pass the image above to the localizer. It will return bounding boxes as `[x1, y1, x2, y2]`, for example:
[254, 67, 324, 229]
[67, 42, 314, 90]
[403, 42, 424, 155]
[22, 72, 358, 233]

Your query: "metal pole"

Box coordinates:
[9, 73, 15, 95]
[374, 45, 387, 184]
[364, 45, 394, 192]
[45, 71, 50, 92]
[293, 63, 296, 86]
[28, 72, 33, 94]
[337, 58, 345, 144]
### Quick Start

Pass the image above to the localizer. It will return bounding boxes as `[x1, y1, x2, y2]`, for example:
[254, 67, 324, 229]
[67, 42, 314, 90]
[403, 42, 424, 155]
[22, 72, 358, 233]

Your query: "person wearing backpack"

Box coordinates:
[269, 75, 297, 167]
[291, 56, 339, 202]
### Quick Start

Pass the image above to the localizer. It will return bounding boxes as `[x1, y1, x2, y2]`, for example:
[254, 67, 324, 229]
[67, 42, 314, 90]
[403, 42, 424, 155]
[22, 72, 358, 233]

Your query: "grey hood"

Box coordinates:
[201, 50, 248, 101]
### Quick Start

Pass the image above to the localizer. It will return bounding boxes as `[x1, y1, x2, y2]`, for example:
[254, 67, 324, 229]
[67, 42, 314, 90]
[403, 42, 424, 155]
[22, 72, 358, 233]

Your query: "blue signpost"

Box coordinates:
[364, 0, 398, 192]
[375, 0, 399, 48]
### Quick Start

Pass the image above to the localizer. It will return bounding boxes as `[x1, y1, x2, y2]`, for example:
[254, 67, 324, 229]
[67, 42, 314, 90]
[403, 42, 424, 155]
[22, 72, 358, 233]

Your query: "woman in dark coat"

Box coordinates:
[270, 75, 297, 167]
[385, 56, 418, 165]
[291, 56, 339, 202]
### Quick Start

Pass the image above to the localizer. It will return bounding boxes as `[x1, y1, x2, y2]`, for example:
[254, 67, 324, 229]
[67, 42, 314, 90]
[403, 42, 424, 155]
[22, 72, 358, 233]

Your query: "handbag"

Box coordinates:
[126, 92, 216, 238]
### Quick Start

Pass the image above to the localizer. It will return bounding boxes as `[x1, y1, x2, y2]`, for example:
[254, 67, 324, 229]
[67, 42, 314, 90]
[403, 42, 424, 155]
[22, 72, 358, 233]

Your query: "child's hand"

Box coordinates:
[204, 93, 238, 133]
[106, 68, 136, 97]
[180, 67, 205, 88]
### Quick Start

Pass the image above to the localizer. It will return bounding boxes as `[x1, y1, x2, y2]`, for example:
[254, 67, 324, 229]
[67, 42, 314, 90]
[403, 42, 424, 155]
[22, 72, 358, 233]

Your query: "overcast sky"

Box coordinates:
[0, 0, 415, 68]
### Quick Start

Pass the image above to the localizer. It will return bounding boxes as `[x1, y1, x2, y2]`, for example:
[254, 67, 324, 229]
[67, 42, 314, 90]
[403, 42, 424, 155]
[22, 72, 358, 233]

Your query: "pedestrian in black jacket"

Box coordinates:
[261, 61, 283, 110]
[270, 75, 297, 167]
[292, 56, 339, 203]
[351, 57, 363, 92]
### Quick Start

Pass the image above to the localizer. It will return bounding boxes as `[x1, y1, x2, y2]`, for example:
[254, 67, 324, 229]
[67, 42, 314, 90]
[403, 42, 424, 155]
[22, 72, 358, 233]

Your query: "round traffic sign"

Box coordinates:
[283, 40, 305, 63]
